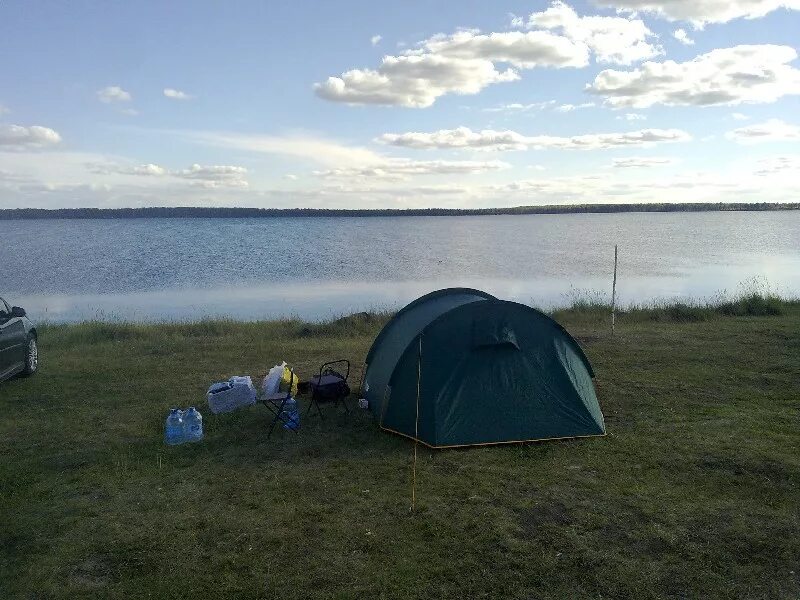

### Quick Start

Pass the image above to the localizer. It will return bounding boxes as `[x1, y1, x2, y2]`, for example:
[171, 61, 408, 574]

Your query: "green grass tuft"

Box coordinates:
[553, 282, 795, 325]
[716, 292, 785, 316]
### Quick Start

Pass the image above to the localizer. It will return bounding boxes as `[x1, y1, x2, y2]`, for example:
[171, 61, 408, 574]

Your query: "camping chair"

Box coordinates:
[307, 359, 351, 418]
[260, 368, 300, 438]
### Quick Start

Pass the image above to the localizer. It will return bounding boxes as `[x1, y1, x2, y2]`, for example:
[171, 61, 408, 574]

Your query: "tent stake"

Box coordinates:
[411, 335, 422, 513]
[611, 245, 618, 336]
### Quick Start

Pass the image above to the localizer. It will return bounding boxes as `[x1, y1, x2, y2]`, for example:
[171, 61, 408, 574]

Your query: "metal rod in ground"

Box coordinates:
[611, 244, 618, 335]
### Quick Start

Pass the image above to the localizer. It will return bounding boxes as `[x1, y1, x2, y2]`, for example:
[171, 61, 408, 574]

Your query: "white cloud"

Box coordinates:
[587, 45, 800, 108]
[314, 159, 510, 180]
[371, 35, 382, 46]
[594, 0, 800, 28]
[15, 182, 113, 195]
[3, 148, 796, 210]
[164, 88, 194, 100]
[485, 100, 592, 114]
[555, 102, 595, 112]
[88, 162, 166, 176]
[379, 128, 528, 151]
[0, 151, 252, 208]
[131, 163, 168, 176]
[378, 126, 690, 151]
[731, 112, 750, 120]
[284, 173, 299, 180]
[726, 119, 800, 142]
[479, 170, 784, 205]
[417, 29, 589, 69]
[526, 1, 662, 64]
[0, 104, 9, 116]
[617, 112, 647, 120]
[754, 155, 800, 175]
[88, 161, 246, 187]
[120, 108, 139, 117]
[2, 151, 127, 184]
[312, 183, 471, 199]
[97, 86, 132, 103]
[185, 130, 383, 168]
[315, 52, 520, 108]
[174, 164, 248, 188]
[0, 169, 22, 182]
[0, 124, 62, 150]
[258, 168, 799, 207]
[672, 28, 694, 45]
[316, 2, 660, 108]
[612, 156, 673, 167]
[186, 129, 505, 182]
[483, 101, 556, 113]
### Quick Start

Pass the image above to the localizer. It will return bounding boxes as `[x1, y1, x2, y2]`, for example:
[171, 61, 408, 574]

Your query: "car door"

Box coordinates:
[0, 297, 26, 378]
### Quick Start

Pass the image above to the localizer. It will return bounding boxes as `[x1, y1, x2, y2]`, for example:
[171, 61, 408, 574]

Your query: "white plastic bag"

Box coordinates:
[262, 361, 286, 396]
[230, 376, 257, 406]
[207, 382, 235, 414]
[207, 376, 257, 414]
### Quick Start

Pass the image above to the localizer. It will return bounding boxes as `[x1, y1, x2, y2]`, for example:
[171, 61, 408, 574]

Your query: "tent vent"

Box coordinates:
[472, 320, 519, 350]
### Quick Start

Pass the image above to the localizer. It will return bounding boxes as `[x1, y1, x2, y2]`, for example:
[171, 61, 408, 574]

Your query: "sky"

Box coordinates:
[1, 0, 799, 209]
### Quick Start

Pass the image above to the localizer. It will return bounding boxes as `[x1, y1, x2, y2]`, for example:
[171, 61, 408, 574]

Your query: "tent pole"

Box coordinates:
[611, 245, 618, 336]
[356, 361, 366, 398]
[411, 335, 422, 513]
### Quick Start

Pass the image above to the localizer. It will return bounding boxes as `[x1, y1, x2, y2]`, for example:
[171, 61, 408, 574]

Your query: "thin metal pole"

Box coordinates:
[356, 362, 366, 398]
[611, 245, 618, 336]
[411, 335, 422, 513]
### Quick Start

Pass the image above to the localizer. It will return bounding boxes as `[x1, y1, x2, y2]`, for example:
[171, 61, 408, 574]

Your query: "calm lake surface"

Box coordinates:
[4, 211, 800, 322]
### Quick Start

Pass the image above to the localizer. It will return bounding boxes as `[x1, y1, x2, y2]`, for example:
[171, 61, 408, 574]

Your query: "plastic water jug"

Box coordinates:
[282, 398, 300, 431]
[164, 408, 185, 445]
[183, 407, 203, 442]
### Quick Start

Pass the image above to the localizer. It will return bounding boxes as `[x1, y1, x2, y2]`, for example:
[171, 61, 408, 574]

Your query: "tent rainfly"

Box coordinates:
[363, 288, 605, 448]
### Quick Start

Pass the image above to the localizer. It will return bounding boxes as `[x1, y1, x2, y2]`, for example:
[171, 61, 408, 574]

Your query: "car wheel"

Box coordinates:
[21, 336, 38, 376]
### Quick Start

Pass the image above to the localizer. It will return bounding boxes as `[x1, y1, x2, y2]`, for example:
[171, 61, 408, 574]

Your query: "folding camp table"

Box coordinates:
[260, 369, 300, 438]
[307, 359, 351, 418]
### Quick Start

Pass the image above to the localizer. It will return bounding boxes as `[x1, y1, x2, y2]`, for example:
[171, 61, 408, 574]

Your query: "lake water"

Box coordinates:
[3, 211, 799, 322]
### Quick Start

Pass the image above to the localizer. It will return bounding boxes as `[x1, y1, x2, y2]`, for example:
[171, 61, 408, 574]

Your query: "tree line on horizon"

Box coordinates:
[1, 202, 798, 220]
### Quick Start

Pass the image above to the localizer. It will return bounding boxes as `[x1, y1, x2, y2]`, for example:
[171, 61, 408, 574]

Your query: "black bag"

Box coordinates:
[312, 370, 350, 402]
[308, 361, 352, 414]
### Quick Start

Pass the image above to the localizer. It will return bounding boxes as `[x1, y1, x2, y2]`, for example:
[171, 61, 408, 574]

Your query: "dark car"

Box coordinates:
[0, 296, 38, 382]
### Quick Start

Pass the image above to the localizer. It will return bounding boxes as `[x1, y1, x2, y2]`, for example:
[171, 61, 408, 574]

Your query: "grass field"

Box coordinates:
[1, 301, 799, 599]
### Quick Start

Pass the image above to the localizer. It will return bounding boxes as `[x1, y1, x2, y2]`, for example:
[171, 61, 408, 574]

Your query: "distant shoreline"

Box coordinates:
[1, 202, 799, 220]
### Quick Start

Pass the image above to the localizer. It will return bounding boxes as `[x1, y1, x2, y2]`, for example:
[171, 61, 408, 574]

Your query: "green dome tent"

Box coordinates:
[363, 289, 605, 448]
